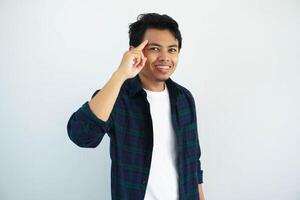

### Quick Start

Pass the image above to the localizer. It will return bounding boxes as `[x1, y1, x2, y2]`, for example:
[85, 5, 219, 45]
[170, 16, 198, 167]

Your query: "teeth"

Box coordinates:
[156, 65, 170, 69]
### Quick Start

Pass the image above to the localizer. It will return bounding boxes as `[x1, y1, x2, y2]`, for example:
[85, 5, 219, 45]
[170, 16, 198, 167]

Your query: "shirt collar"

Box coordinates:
[128, 74, 181, 99]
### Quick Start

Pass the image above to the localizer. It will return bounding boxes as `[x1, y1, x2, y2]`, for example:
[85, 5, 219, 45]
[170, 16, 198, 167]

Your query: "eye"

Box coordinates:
[169, 48, 178, 53]
[149, 47, 160, 51]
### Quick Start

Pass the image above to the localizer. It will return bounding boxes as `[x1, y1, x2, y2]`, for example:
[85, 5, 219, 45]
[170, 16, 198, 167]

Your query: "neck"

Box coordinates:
[139, 74, 165, 92]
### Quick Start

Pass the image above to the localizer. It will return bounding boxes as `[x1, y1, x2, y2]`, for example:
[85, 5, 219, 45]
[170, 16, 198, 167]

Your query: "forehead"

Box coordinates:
[143, 28, 178, 46]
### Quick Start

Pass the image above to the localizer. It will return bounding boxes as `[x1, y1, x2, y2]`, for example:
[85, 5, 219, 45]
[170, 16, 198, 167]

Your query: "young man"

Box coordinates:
[67, 13, 205, 200]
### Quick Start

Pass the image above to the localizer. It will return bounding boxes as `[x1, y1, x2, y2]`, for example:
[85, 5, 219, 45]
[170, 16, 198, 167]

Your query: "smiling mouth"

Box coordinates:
[154, 65, 171, 73]
[155, 65, 171, 69]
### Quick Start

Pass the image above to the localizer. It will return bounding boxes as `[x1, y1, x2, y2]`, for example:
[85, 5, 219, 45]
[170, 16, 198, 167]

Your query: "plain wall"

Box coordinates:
[0, 0, 299, 199]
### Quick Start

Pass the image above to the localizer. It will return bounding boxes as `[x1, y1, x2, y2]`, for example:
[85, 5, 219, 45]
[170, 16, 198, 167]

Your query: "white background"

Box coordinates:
[0, 0, 299, 199]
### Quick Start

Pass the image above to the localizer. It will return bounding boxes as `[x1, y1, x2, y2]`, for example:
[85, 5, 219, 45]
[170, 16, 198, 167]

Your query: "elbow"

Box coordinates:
[67, 114, 102, 148]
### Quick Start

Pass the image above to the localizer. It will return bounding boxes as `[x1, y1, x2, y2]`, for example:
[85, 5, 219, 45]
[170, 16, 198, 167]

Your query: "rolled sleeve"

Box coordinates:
[67, 101, 113, 148]
[80, 101, 112, 132]
[197, 160, 203, 184]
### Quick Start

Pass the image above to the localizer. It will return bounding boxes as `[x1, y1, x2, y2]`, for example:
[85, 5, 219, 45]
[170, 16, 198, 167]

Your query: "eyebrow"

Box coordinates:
[148, 43, 178, 48]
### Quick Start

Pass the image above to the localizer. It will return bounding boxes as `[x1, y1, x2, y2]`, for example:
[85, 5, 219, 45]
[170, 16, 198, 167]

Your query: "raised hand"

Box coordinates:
[117, 40, 148, 79]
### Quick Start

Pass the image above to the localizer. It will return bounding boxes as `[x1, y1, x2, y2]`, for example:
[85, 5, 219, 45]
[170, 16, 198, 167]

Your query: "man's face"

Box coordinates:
[139, 28, 179, 83]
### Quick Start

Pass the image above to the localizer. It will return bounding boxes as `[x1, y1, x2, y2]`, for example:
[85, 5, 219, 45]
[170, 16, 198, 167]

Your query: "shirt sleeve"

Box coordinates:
[188, 90, 204, 184]
[67, 90, 114, 148]
[197, 160, 203, 184]
[194, 107, 203, 184]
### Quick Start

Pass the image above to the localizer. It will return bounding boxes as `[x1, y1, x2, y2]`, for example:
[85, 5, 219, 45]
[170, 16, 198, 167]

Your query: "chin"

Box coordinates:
[154, 76, 170, 82]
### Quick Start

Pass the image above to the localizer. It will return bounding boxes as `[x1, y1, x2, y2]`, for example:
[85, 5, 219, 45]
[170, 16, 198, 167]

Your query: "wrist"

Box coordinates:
[112, 69, 127, 83]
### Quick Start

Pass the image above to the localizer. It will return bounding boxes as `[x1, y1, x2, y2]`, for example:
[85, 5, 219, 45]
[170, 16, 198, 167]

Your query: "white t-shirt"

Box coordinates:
[143, 84, 179, 200]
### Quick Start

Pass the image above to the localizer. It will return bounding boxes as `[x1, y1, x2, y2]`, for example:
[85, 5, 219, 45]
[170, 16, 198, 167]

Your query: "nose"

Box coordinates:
[158, 50, 170, 62]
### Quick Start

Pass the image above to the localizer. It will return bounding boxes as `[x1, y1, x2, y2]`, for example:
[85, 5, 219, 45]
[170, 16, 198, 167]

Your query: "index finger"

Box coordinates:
[134, 40, 148, 50]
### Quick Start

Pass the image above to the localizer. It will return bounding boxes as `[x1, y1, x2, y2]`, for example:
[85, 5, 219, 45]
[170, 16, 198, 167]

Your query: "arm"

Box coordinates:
[198, 183, 205, 200]
[88, 70, 126, 122]
[85, 39, 149, 122]
[67, 40, 148, 147]
[66, 71, 125, 148]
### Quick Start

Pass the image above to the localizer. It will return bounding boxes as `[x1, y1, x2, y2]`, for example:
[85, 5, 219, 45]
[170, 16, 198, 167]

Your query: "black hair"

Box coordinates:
[128, 13, 182, 50]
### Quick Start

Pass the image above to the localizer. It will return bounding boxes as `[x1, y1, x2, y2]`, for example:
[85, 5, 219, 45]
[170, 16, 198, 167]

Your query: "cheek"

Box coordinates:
[172, 57, 179, 65]
[145, 55, 156, 65]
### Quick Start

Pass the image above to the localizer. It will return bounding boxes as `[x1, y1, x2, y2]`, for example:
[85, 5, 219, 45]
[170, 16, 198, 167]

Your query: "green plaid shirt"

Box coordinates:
[67, 75, 203, 200]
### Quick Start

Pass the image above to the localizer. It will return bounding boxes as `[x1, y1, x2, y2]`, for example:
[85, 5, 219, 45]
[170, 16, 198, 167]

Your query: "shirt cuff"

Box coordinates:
[197, 160, 203, 184]
[79, 101, 111, 129]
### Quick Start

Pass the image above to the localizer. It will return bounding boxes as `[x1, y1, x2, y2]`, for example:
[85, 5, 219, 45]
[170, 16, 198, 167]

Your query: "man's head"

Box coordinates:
[128, 13, 182, 86]
[129, 13, 182, 50]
